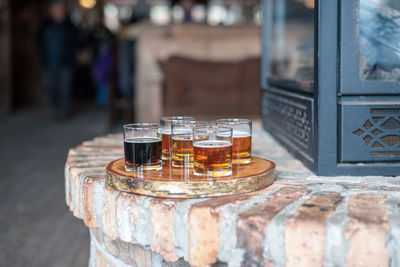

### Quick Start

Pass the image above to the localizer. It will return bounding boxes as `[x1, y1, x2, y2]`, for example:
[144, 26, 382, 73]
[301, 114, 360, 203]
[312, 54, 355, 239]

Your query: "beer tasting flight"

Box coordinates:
[123, 117, 252, 178]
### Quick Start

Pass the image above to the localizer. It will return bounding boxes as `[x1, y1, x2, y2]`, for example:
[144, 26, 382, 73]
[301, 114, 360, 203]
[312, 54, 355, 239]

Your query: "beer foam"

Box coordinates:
[194, 140, 231, 148]
[162, 130, 171, 135]
[125, 137, 161, 143]
[233, 131, 251, 138]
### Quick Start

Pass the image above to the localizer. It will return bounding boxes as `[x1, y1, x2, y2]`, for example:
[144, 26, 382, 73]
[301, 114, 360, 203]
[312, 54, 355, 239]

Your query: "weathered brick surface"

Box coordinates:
[103, 234, 135, 266]
[65, 126, 400, 267]
[188, 189, 277, 267]
[91, 236, 117, 267]
[66, 159, 118, 215]
[90, 228, 188, 267]
[345, 194, 389, 267]
[83, 176, 107, 228]
[285, 192, 343, 267]
[188, 205, 220, 267]
[102, 184, 120, 240]
[95, 249, 117, 267]
[70, 166, 105, 217]
[114, 191, 142, 244]
[151, 198, 183, 262]
[236, 187, 310, 266]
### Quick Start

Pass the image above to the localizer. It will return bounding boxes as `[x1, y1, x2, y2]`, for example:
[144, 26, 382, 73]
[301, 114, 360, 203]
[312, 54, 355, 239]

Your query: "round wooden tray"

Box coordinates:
[106, 157, 276, 198]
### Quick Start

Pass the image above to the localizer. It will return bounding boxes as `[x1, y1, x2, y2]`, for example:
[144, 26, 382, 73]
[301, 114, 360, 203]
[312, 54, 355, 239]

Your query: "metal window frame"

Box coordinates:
[262, 0, 400, 176]
[340, 0, 400, 95]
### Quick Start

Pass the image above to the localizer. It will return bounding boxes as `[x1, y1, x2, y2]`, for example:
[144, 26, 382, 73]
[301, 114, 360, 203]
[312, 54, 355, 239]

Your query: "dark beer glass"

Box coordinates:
[160, 116, 195, 161]
[216, 119, 252, 164]
[193, 126, 233, 177]
[123, 123, 162, 171]
[171, 120, 208, 167]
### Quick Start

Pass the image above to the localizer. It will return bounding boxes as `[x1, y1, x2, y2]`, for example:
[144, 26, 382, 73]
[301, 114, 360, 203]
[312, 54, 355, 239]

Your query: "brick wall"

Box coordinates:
[65, 123, 400, 267]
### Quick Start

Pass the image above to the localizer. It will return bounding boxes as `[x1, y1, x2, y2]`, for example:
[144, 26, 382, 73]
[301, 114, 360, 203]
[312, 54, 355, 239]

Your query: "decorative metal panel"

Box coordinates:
[341, 103, 400, 162]
[262, 89, 314, 160]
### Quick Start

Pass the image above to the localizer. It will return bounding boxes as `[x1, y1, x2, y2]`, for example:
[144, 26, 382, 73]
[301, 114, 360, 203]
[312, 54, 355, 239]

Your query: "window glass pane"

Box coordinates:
[268, 0, 314, 92]
[360, 0, 400, 81]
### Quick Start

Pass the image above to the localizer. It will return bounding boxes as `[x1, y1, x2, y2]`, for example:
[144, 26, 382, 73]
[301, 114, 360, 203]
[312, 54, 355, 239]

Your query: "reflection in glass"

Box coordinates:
[104, 4, 120, 31]
[268, 0, 314, 93]
[191, 4, 207, 24]
[360, 0, 400, 81]
[207, 0, 228, 26]
[150, 1, 171, 25]
[172, 4, 185, 24]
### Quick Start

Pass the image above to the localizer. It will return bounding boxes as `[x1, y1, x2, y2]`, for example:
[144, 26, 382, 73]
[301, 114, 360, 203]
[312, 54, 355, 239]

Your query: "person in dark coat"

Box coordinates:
[37, 0, 78, 119]
[89, 21, 114, 108]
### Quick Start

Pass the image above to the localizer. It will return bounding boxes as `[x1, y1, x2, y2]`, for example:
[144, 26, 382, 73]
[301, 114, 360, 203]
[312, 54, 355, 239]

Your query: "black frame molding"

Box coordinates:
[261, 0, 400, 176]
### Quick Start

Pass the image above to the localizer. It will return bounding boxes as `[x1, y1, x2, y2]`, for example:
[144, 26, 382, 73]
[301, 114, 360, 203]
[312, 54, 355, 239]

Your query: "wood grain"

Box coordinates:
[106, 157, 276, 198]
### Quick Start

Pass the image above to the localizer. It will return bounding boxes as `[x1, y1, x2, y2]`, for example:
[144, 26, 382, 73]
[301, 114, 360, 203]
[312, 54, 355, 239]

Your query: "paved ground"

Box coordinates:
[0, 108, 116, 267]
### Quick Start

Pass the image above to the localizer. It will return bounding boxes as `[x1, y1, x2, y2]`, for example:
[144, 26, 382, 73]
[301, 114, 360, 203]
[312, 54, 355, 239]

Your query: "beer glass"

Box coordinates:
[193, 126, 233, 177]
[123, 123, 162, 171]
[216, 118, 252, 164]
[160, 116, 195, 161]
[171, 120, 208, 167]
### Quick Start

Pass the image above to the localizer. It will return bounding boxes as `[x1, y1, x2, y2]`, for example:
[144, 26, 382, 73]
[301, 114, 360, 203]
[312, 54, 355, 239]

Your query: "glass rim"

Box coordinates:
[160, 116, 195, 122]
[123, 123, 161, 130]
[216, 118, 252, 125]
[193, 125, 233, 133]
[172, 120, 208, 126]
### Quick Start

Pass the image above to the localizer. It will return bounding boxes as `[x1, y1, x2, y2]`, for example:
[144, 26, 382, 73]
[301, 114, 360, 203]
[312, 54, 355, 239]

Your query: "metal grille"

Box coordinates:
[352, 109, 400, 157]
[262, 91, 313, 158]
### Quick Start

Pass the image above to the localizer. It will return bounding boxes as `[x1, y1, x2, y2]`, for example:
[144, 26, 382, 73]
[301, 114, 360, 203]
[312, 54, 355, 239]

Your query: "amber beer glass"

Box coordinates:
[160, 116, 194, 161]
[193, 126, 233, 177]
[171, 120, 208, 167]
[123, 123, 162, 171]
[216, 119, 252, 164]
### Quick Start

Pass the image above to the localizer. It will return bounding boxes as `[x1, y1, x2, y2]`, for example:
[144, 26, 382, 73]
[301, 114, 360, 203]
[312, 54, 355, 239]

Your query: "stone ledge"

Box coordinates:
[65, 124, 400, 267]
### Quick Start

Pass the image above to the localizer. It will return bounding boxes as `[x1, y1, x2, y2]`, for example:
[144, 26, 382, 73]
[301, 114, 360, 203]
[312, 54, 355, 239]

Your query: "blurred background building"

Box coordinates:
[0, 0, 262, 125]
[0, 1, 262, 265]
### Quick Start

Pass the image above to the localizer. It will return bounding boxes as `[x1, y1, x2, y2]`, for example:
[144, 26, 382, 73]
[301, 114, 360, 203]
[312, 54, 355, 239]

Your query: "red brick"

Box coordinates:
[102, 184, 120, 240]
[91, 228, 104, 244]
[347, 194, 387, 224]
[82, 138, 123, 147]
[93, 246, 117, 267]
[188, 188, 277, 267]
[114, 191, 144, 243]
[130, 244, 153, 267]
[82, 176, 106, 228]
[188, 205, 220, 267]
[236, 187, 310, 267]
[285, 192, 343, 267]
[151, 198, 184, 262]
[75, 144, 123, 153]
[65, 155, 117, 209]
[345, 194, 389, 267]
[70, 166, 105, 218]
[90, 231, 117, 267]
[103, 234, 135, 266]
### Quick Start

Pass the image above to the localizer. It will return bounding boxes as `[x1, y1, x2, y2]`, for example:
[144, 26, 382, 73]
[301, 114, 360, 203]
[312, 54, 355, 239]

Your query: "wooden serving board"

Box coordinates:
[106, 157, 276, 198]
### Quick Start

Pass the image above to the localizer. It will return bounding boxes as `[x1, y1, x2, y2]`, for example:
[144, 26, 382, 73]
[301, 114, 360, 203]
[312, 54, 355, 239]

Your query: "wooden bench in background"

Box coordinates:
[159, 55, 261, 117]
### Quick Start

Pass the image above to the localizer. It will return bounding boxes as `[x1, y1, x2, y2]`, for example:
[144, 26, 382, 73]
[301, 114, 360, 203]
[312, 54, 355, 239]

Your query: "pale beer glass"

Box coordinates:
[160, 116, 195, 161]
[171, 120, 208, 167]
[216, 119, 252, 164]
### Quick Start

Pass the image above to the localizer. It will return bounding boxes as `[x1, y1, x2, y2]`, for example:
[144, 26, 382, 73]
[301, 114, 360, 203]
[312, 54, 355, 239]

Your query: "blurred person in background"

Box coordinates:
[37, 0, 78, 119]
[181, 0, 194, 23]
[89, 17, 115, 108]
